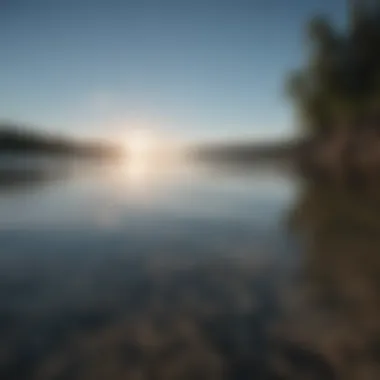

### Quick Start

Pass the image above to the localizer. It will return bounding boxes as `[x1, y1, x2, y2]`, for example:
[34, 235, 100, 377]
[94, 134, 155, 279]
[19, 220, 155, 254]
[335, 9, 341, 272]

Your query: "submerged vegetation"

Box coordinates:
[2, 180, 380, 379]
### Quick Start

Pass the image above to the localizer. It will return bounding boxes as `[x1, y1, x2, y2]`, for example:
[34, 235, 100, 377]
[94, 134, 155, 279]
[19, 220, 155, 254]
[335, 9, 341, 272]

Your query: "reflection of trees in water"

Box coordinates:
[0, 156, 73, 194]
[283, 181, 380, 379]
[0, 169, 52, 193]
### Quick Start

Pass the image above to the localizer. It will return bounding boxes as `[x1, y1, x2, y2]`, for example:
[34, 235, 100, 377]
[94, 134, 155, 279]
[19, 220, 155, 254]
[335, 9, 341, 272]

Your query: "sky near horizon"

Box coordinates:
[0, 0, 346, 142]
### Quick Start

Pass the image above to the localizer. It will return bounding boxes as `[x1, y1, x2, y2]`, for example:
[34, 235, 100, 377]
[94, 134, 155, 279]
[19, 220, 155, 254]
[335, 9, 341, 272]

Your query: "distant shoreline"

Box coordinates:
[0, 123, 120, 159]
[191, 139, 300, 164]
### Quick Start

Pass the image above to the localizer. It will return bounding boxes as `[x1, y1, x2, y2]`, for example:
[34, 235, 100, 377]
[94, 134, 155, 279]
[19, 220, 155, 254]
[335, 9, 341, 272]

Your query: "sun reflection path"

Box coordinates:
[113, 129, 187, 197]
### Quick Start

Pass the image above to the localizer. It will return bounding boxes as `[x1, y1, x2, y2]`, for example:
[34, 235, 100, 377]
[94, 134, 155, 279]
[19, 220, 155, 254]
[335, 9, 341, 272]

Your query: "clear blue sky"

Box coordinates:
[0, 0, 346, 142]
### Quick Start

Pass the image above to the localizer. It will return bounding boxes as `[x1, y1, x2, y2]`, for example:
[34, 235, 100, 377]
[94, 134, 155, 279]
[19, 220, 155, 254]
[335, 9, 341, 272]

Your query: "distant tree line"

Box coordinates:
[193, 140, 298, 164]
[0, 122, 117, 157]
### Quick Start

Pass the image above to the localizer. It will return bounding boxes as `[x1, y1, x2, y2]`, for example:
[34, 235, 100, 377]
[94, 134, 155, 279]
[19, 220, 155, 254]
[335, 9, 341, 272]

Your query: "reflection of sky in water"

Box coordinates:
[0, 161, 298, 272]
[0, 161, 299, 320]
[1, 162, 344, 380]
[0, 162, 296, 230]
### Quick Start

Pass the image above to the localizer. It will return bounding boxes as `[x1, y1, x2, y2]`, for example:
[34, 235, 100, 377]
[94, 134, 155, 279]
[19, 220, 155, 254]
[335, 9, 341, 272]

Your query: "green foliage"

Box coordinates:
[287, 3, 380, 135]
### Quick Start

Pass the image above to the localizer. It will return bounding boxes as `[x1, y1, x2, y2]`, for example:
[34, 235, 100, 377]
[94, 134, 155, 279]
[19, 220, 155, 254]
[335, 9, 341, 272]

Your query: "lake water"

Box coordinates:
[1, 159, 380, 379]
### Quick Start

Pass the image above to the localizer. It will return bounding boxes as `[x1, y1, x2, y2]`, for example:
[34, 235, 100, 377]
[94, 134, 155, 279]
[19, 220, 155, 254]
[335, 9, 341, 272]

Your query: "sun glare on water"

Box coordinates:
[120, 129, 184, 188]
[126, 129, 155, 161]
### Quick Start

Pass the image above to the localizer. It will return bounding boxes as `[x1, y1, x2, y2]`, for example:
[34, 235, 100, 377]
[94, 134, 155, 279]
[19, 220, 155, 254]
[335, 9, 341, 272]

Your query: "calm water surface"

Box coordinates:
[0, 161, 299, 261]
[1, 159, 379, 379]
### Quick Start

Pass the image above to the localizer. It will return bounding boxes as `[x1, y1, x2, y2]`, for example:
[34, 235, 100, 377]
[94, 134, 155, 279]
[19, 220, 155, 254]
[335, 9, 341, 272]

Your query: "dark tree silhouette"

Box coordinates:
[287, 0, 380, 177]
